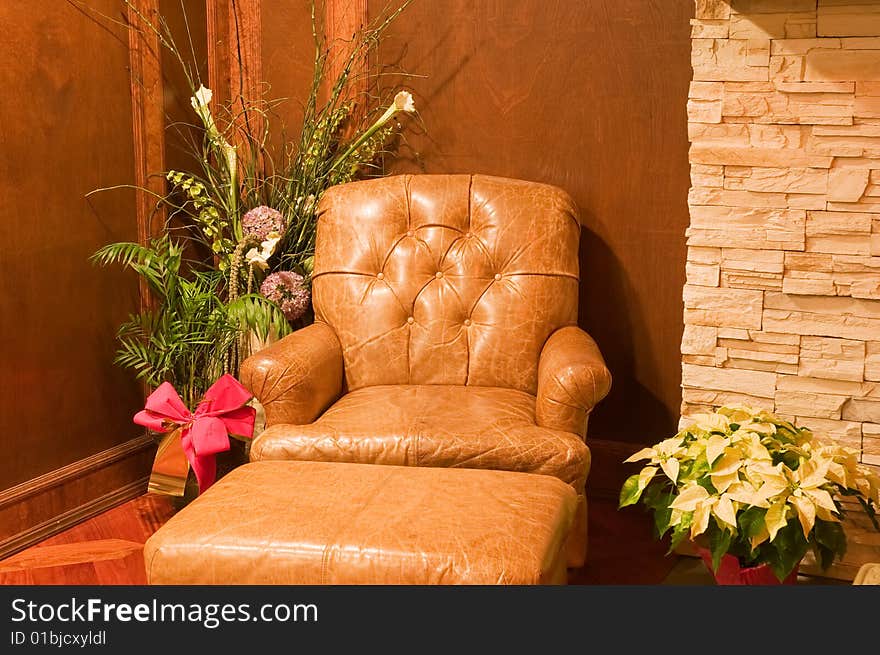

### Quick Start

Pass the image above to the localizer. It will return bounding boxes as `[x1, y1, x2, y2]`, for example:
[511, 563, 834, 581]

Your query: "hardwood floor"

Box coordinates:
[0, 494, 678, 585]
[0, 494, 175, 585]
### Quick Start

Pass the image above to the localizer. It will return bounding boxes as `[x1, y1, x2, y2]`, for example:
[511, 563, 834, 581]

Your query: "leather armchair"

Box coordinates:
[241, 174, 611, 567]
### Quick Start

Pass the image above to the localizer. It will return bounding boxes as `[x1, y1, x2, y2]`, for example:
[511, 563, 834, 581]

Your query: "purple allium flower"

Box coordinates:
[242, 206, 286, 240]
[260, 271, 310, 322]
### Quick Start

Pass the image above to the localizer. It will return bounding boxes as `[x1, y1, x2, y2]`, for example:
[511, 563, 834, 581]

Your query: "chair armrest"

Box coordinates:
[536, 326, 612, 438]
[239, 322, 344, 427]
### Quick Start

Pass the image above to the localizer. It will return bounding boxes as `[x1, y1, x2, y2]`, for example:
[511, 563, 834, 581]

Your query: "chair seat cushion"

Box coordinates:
[144, 460, 577, 584]
[251, 385, 590, 487]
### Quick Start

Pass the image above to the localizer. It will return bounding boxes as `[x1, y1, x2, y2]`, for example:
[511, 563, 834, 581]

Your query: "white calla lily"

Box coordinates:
[244, 234, 281, 271]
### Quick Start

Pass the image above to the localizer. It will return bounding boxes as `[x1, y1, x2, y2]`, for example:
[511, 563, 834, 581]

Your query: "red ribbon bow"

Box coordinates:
[134, 374, 256, 494]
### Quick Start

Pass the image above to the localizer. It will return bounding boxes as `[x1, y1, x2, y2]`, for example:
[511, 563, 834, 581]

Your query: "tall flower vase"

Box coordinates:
[697, 547, 799, 585]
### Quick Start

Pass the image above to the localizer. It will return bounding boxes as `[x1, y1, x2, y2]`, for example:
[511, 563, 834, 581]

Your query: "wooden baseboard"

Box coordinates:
[586, 437, 646, 501]
[0, 435, 156, 560]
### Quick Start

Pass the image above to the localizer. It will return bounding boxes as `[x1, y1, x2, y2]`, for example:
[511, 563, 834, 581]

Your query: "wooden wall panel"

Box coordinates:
[159, 0, 209, 178]
[0, 1, 146, 490]
[0, 0, 208, 558]
[259, 0, 315, 150]
[373, 0, 694, 443]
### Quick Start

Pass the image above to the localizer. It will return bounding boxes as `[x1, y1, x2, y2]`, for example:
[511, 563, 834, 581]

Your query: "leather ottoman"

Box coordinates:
[144, 460, 577, 585]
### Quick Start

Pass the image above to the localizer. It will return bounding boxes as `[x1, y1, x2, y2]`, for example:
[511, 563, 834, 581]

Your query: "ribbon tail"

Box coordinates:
[180, 426, 218, 494]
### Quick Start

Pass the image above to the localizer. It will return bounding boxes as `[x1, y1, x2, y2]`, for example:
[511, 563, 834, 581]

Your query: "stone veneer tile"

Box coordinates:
[776, 390, 847, 419]
[682, 363, 777, 398]
[777, 374, 869, 396]
[763, 308, 880, 340]
[819, 4, 880, 39]
[722, 248, 785, 272]
[732, 1, 823, 14]
[683, 285, 764, 328]
[805, 49, 880, 81]
[798, 335, 866, 380]
[795, 416, 864, 451]
[692, 19, 731, 39]
[694, 39, 771, 81]
[681, 324, 718, 356]
[866, 342, 880, 381]
[687, 205, 806, 250]
[690, 144, 833, 167]
[686, 261, 721, 286]
[842, 398, 880, 422]
[828, 168, 870, 200]
[864, 422, 880, 464]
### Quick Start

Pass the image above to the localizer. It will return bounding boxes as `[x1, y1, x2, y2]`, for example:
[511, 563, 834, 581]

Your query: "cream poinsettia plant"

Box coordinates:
[619, 405, 880, 581]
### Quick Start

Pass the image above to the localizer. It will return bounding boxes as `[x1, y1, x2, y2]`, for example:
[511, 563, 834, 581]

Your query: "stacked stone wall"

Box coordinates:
[684, 0, 880, 471]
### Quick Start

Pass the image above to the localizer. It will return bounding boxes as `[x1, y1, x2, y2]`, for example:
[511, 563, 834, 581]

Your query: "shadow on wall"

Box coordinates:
[578, 228, 677, 442]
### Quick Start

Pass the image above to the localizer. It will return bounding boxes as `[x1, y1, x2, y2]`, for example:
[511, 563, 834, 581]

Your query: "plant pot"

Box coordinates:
[697, 547, 798, 585]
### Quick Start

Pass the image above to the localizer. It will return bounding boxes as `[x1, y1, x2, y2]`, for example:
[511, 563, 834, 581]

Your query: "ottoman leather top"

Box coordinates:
[144, 460, 577, 585]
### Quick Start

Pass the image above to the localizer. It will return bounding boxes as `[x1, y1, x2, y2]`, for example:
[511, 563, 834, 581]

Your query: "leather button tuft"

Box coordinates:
[407, 317, 414, 324]
[406, 230, 414, 237]
[463, 319, 471, 327]
[494, 273, 502, 281]
[435, 271, 443, 279]
[377, 273, 385, 280]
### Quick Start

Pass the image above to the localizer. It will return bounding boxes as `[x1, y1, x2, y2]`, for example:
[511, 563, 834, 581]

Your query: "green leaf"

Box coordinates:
[667, 514, 693, 555]
[813, 519, 846, 569]
[709, 526, 732, 574]
[768, 521, 809, 582]
[619, 474, 644, 508]
[737, 506, 767, 541]
[643, 486, 675, 538]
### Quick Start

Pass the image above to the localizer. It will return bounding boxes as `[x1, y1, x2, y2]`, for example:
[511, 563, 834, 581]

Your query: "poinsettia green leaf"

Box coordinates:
[619, 474, 644, 508]
[667, 514, 693, 555]
[680, 458, 710, 481]
[653, 507, 673, 539]
[696, 477, 719, 495]
[768, 521, 809, 582]
[737, 506, 767, 540]
[853, 494, 880, 531]
[709, 526, 732, 573]
[813, 519, 846, 568]
[643, 487, 675, 538]
[812, 542, 834, 571]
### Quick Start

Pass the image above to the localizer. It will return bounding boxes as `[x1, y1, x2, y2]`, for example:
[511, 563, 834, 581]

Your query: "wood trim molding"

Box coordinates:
[323, 0, 369, 105]
[0, 479, 150, 561]
[207, 0, 231, 108]
[207, 0, 263, 147]
[0, 435, 154, 510]
[0, 436, 156, 560]
[207, 0, 372, 138]
[127, 0, 166, 313]
[229, 0, 263, 143]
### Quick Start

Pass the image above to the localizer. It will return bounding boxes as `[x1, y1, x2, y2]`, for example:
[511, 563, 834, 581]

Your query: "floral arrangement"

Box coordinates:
[90, 1, 416, 410]
[619, 405, 880, 582]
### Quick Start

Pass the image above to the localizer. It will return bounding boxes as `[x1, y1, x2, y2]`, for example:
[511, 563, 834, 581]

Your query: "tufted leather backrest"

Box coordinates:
[312, 174, 581, 394]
